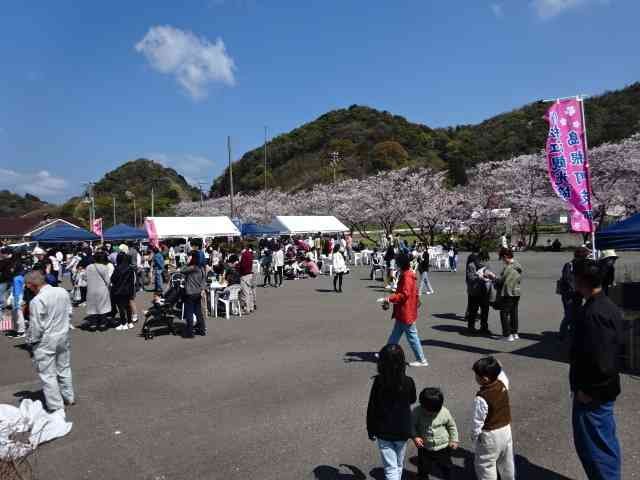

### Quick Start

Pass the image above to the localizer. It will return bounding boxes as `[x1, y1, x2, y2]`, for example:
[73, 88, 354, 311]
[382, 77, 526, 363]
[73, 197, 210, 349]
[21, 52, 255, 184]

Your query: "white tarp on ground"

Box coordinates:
[145, 217, 240, 239]
[270, 216, 349, 235]
[0, 399, 72, 460]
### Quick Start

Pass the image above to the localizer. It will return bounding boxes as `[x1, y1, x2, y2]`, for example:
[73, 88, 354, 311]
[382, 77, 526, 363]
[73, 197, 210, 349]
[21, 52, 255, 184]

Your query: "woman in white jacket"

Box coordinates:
[332, 245, 347, 293]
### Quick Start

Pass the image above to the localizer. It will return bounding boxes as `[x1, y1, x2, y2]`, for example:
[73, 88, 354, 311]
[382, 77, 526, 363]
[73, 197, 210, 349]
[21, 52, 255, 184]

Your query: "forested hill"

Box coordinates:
[211, 82, 640, 194]
[0, 191, 49, 217]
[60, 159, 200, 225]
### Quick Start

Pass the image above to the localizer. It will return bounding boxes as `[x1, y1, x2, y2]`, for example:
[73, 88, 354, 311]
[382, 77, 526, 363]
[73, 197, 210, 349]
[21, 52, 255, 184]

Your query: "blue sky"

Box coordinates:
[1, 0, 638, 203]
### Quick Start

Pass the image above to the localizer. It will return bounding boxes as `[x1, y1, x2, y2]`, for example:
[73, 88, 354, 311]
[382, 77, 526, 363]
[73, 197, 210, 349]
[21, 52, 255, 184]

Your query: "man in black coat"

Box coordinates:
[570, 259, 624, 480]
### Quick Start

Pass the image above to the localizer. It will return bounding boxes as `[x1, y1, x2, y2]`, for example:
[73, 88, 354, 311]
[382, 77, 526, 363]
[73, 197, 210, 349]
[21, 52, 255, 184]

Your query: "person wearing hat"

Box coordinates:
[0, 246, 14, 314]
[599, 250, 618, 296]
[557, 246, 589, 339]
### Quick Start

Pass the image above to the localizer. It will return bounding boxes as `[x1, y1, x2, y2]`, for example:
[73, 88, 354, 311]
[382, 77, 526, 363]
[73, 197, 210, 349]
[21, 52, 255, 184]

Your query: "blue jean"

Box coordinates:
[0, 282, 7, 311]
[377, 439, 407, 480]
[154, 269, 164, 293]
[387, 321, 426, 362]
[449, 256, 457, 271]
[572, 399, 621, 480]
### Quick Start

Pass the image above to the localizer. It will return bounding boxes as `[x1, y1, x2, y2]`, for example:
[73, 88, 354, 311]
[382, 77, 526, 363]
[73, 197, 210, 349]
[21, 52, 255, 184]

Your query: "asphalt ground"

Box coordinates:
[1, 251, 639, 480]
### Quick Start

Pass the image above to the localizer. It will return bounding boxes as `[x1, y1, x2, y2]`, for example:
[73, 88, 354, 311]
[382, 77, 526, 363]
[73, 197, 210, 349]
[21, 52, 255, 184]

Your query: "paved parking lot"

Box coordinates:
[1, 251, 639, 479]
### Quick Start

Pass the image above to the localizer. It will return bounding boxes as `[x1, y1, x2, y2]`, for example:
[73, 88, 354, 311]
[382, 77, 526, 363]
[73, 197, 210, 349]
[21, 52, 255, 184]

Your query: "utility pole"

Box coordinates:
[82, 182, 96, 228]
[197, 181, 207, 207]
[112, 195, 117, 226]
[329, 151, 341, 183]
[151, 187, 154, 217]
[228, 135, 235, 218]
[264, 126, 268, 223]
[150, 178, 169, 217]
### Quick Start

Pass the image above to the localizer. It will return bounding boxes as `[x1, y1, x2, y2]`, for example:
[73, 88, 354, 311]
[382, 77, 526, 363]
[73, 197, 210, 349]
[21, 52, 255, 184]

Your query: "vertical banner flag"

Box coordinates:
[144, 218, 160, 249]
[92, 218, 103, 238]
[544, 98, 594, 233]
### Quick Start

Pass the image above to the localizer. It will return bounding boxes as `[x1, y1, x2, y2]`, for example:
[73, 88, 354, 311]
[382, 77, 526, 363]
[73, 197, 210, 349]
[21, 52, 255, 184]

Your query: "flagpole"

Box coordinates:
[577, 95, 597, 258]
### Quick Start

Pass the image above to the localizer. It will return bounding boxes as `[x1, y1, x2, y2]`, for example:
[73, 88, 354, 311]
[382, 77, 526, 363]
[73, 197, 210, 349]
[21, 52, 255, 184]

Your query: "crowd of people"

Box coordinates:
[0, 231, 628, 480]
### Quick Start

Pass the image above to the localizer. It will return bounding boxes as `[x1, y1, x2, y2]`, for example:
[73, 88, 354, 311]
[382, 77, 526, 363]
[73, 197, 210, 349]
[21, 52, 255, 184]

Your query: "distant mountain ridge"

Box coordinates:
[211, 82, 640, 193]
[0, 191, 49, 217]
[59, 159, 200, 226]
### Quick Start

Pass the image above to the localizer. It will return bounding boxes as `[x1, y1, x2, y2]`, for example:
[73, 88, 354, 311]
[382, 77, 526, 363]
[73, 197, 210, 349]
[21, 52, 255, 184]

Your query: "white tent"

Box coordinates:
[145, 216, 240, 239]
[270, 216, 349, 235]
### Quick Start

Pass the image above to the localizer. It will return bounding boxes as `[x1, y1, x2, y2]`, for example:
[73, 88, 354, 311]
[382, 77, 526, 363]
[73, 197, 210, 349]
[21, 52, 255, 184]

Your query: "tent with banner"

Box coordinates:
[596, 213, 640, 251]
[32, 224, 100, 243]
[103, 224, 148, 241]
[241, 223, 282, 237]
[144, 216, 241, 240]
[269, 216, 349, 235]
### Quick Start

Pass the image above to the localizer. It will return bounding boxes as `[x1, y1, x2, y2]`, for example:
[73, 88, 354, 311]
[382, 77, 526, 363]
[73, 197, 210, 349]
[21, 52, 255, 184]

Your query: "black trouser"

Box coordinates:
[263, 270, 272, 286]
[418, 447, 452, 480]
[333, 272, 344, 292]
[275, 266, 284, 286]
[500, 296, 520, 336]
[466, 294, 490, 332]
[370, 265, 382, 280]
[113, 295, 132, 326]
[183, 294, 205, 337]
[80, 287, 87, 304]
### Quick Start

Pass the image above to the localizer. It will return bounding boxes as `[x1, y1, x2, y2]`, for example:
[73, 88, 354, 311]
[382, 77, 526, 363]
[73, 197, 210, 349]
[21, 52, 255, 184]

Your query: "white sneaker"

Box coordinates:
[115, 325, 126, 331]
[513, 334, 520, 340]
[132, 315, 138, 323]
[427, 291, 434, 295]
[409, 360, 429, 367]
[127, 323, 135, 330]
[503, 334, 516, 342]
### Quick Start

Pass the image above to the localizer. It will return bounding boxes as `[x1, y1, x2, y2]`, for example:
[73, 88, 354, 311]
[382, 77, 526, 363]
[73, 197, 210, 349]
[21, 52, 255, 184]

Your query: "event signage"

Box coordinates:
[92, 218, 103, 238]
[144, 218, 160, 248]
[544, 98, 594, 233]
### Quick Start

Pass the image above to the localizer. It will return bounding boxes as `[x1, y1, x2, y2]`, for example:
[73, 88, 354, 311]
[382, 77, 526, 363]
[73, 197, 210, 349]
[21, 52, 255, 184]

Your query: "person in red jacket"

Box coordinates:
[384, 253, 429, 367]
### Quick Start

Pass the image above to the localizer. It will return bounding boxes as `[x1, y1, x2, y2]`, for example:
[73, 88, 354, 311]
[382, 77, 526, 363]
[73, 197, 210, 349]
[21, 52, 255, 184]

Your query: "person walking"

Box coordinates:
[417, 250, 435, 296]
[152, 247, 165, 293]
[571, 259, 624, 480]
[85, 251, 114, 328]
[25, 270, 75, 412]
[495, 249, 523, 342]
[0, 247, 14, 314]
[110, 253, 136, 331]
[367, 344, 417, 480]
[127, 243, 142, 323]
[273, 244, 284, 288]
[466, 253, 491, 336]
[181, 254, 207, 338]
[383, 254, 429, 367]
[238, 246, 255, 314]
[384, 244, 396, 289]
[332, 245, 347, 293]
[557, 246, 589, 339]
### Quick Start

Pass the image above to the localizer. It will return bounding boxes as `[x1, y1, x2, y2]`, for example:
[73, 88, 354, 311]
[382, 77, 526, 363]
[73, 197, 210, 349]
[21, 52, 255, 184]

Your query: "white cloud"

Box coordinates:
[150, 153, 217, 186]
[135, 25, 236, 100]
[531, 0, 608, 19]
[490, 3, 505, 17]
[0, 168, 70, 201]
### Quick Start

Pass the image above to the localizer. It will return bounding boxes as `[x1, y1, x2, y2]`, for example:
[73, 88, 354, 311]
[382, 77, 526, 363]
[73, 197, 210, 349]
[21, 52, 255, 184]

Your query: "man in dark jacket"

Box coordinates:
[557, 246, 589, 339]
[570, 259, 624, 480]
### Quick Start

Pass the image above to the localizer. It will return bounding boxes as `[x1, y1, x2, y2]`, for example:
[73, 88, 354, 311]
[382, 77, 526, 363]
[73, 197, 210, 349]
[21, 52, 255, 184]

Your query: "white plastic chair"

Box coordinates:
[374, 266, 385, 281]
[217, 285, 242, 319]
[252, 260, 261, 275]
[353, 252, 362, 266]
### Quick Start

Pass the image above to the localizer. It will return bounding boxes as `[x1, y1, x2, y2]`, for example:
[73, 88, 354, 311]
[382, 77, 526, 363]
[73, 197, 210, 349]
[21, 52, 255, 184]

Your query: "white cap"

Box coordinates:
[33, 247, 45, 255]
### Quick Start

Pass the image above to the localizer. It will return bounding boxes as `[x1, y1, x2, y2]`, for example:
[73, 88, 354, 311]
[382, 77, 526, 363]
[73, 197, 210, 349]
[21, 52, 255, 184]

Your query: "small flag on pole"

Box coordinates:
[92, 218, 103, 238]
[544, 98, 594, 233]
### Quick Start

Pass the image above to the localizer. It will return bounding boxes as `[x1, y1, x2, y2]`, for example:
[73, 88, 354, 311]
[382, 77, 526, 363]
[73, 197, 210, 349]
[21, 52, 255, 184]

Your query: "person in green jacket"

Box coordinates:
[496, 248, 523, 342]
[412, 387, 459, 480]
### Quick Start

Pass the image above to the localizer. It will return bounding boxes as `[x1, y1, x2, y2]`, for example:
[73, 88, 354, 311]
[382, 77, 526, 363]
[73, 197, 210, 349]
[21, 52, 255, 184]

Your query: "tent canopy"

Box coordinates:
[145, 216, 240, 239]
[103, 224, 148, 241]
[241, 223, 281, 237]
[32, 225, 100, 243]
[596, 213, 640, 251]
[269, 216, 349, 235]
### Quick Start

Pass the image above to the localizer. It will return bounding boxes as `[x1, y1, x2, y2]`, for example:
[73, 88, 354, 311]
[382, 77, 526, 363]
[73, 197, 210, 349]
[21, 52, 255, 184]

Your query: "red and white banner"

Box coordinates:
[144, 218, 160, 249]
[544, 98, 594, 233]
[92, 218, 103, 238]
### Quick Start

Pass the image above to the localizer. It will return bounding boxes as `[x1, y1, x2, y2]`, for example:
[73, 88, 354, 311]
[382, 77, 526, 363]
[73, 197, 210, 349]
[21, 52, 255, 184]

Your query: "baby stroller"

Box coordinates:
[141, 272, 185, 340]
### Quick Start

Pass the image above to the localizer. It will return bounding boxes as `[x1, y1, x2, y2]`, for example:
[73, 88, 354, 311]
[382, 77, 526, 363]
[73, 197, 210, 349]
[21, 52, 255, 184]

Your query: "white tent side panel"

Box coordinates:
[271, 216, 349, 235]
[146, 217, 241, 238]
